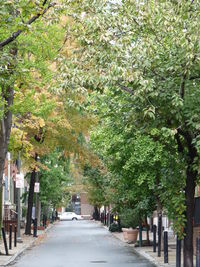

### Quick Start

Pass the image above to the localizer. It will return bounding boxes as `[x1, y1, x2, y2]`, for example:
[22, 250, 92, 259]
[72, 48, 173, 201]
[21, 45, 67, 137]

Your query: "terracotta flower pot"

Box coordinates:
[126, 228, 139, 243]
[122, 228, 129, 240]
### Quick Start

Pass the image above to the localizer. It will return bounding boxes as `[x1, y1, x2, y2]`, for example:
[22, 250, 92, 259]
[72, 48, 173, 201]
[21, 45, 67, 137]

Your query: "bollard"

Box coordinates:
[158, 215, 162, 257]
[14, 225, 17, 247]
[176, 237, 181, 267]
[139, 224, 142, 247]
[33, 218, 37, 238]
[2, 227, 9, 255]
[107, 213, 109, 227]
[196, 237, 200, 267]
[9, 224, 12, 250]
[164, 231, 168, 263]
[153, 225, 157, 252]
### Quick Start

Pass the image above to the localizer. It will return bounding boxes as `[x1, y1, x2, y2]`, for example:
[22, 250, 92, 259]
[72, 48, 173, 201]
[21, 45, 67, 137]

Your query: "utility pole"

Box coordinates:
[16, 152, 22, 243]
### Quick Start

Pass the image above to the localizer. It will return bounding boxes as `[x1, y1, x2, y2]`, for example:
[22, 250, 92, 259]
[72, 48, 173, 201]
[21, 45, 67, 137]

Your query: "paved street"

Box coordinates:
[11, 221, 154, 267]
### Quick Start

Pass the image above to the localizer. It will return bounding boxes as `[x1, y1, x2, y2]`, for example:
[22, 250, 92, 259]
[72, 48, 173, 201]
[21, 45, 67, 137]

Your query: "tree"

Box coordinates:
[11, 82, 93, 234]
[90, 120, 185, 233]
[0, 0, 63, 225]
[39, 150, 71, 209]
[0, 0, 94, 234]
[83, 164, 108, 219]
[8, 50, 94, 234]
[63, 1, 200, 265]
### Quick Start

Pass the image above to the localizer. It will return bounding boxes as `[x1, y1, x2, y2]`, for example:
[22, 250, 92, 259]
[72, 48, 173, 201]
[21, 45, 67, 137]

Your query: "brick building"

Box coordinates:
[80, 192, 94, 216]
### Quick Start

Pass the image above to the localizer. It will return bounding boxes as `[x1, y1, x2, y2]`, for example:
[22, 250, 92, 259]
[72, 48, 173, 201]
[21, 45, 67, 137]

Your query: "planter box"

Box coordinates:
[126, 228, 139, 243]
[122, 228, 129, 240]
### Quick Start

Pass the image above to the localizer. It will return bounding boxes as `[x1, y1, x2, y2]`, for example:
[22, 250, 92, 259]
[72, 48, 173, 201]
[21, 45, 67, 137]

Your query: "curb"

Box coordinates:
[131, 247, 161, 267]
[1, 223, 55, 267]
[97, 221, 172, 267]
[111, 233, 161, 267]
[3, 239, 36, 267]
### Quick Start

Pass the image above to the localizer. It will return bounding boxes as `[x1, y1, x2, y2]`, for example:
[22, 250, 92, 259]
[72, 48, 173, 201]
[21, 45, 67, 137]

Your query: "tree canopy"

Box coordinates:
[1, 1, 200, 265]
[63, 1, 200, 265]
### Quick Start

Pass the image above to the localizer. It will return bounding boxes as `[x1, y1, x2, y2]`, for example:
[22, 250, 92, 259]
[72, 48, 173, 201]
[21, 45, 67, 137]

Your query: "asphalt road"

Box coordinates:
[12, 221, 154, 267]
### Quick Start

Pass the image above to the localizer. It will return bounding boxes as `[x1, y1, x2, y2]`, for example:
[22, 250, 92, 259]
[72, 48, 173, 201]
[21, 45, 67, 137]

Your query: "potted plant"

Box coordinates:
[120, 209, 140, 243]
[126, 228, 139, 243]
[122, 227, 129, 240]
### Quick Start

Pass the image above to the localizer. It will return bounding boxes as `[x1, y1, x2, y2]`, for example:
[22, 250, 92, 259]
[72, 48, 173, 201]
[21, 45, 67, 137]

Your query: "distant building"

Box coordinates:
[63, 192, 94, 218]
[72, 194, 81, 215]
[80, 192, 94, 216]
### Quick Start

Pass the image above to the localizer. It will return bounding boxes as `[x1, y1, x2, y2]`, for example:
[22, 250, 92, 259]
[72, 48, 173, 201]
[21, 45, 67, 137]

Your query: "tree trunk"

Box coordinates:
[25, 170, 36, 235]
[93, 206, 100, 220]
[183, 166, 196, 267]
[0, 187, 2, 237]
[0, 84, 14, 226]
[0, 45, 17, 229]
[157, 196, 163, 250]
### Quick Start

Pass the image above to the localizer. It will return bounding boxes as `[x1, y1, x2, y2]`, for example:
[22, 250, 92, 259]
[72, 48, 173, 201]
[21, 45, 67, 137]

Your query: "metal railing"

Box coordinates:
[3, 206, 17, 233]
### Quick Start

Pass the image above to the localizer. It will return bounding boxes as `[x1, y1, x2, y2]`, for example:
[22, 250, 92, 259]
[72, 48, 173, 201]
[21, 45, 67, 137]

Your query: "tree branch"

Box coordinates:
[176, 127, 197, 159]
[175, 132, 184, 153]
[58, 34, 69, 52]
[189, 75, 200, 81]
[180, 73, 187, 99]
[117, 83, 134, 95]
[42, 0, 48, 5]
[0, 2, 56, 49]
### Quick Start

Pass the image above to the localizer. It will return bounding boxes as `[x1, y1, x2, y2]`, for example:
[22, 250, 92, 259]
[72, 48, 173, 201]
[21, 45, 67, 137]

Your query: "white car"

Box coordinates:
[59, 212, 83, 221]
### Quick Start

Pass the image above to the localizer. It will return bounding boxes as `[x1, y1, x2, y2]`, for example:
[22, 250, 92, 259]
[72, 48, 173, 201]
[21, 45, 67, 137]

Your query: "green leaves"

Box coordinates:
[61, 0, 200, 236]
[39, 150, 71, 208]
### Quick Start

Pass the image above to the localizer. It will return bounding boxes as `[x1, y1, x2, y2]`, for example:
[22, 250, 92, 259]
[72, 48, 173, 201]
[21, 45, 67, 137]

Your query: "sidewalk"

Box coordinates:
[111, 229, 197, 267]
[0, 223, 55, 267]
[112, 231, 178, 267]
[96, 221, 184, 267]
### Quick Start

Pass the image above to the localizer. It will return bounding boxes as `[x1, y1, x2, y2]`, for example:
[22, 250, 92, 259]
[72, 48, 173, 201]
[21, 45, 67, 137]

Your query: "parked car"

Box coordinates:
[59, 212, 83, 221]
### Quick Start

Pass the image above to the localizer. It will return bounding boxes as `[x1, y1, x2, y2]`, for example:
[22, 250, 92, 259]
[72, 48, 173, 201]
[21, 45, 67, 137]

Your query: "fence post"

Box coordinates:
[158, 214, 162, 257]
[164, 231, 168, 263]
[196, 237, 200, 267]
[176, 237, 181, 267]
[153, 225, 157, 252]
[2, 227, 9, 255]
[9, 224, 12, 250]
[14, 225, 17, 247]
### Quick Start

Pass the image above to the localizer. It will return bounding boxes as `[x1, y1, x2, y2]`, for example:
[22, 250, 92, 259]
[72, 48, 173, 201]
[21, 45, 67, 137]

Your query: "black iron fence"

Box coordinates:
[3, 206, 17, 233]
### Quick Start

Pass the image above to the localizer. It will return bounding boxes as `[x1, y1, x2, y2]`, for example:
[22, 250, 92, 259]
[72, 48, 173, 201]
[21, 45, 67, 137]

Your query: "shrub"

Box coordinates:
[119, 208, 140, 229]
[109, 223, 120, 232]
